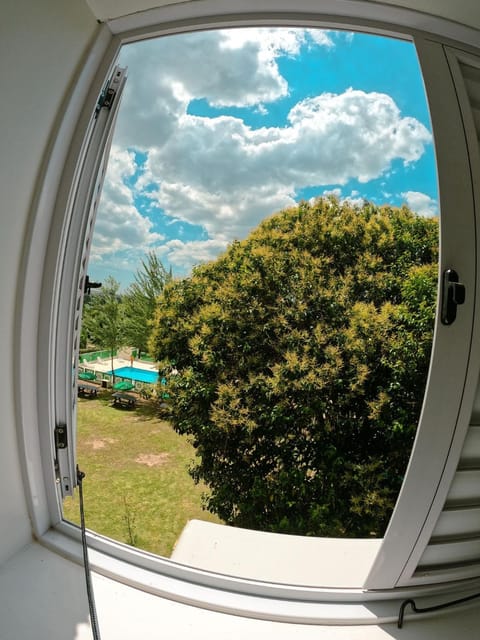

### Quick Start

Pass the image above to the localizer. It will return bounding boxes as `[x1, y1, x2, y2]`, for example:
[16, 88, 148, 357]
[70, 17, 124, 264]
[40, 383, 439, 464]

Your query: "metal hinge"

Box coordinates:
[96, 86, 116, 114]
[95, 66, 126, 115]
[55, 424, 68, 450]
[55, 424, 73, 495]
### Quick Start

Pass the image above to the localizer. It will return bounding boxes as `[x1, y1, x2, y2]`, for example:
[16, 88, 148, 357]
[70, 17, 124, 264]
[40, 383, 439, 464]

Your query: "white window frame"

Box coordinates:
[15, 0, 480, 625]
[53, 64, 127, 499]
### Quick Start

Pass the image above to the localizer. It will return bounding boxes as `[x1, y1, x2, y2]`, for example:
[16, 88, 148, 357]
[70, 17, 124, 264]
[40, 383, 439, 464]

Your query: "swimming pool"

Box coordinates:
[109, 366, 159, 384]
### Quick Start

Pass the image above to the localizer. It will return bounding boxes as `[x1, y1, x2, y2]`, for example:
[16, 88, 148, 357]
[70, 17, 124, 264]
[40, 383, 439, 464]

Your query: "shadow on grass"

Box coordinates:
[84, 391, 161, 422]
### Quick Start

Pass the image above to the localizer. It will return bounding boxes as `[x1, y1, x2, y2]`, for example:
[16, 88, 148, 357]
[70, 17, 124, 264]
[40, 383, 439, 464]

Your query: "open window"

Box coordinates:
[19, 7, 480, 624]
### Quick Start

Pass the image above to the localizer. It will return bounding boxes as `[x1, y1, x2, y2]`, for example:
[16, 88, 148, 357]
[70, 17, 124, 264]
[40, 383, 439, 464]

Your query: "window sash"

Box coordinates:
[53, 66, 127, 497]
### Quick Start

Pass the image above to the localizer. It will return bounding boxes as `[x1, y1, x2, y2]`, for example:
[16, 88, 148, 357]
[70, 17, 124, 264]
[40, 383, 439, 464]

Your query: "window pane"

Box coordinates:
[64, 27, 439, 581]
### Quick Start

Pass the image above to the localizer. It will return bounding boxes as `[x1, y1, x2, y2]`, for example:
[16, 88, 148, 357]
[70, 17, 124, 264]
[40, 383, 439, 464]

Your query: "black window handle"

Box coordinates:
[441, 268, 465, 325]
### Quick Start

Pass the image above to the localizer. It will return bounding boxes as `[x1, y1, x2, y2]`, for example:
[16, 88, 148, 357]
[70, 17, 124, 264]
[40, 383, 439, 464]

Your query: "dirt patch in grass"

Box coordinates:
[135, 452, 170, 467]
[86, 437, 116, 450]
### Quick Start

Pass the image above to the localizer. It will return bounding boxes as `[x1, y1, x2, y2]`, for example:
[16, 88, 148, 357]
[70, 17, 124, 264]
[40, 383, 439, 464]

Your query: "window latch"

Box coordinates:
[84, 275, 102, 295]
[441, 268, 465, 325]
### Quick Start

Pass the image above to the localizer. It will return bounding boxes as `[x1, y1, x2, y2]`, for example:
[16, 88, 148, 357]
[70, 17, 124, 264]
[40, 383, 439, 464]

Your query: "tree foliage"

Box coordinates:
[123, 251, 171, 358]
[150, 198, 438, 537]
[81, 254, 170, 361]
[82, 276, 124, 381]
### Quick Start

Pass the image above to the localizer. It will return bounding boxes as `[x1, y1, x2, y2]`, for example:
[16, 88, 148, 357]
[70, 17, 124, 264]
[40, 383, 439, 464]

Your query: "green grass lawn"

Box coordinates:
[63, 392, 222, 557]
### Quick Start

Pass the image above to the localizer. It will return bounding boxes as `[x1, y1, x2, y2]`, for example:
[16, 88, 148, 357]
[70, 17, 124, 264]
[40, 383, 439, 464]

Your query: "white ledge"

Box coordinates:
[33, 525, 480, 627]
[171, 519, 382, 588]
[3, 540, 480, 639]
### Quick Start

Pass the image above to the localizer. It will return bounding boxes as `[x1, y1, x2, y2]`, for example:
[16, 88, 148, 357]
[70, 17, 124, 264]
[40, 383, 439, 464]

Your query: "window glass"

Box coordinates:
[63, 27, 439, 574]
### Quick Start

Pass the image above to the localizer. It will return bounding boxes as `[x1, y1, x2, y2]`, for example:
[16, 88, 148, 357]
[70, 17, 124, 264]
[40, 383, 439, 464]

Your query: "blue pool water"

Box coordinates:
[109, 366, 159, 384]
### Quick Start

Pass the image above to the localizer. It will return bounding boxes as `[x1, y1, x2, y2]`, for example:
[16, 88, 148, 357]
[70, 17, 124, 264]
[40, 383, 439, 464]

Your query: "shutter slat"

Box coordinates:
[430, 505, 480, 539]
[445, 469, 480, 506]
[458, 424, 480, 467]
[419, 536, 480, 569]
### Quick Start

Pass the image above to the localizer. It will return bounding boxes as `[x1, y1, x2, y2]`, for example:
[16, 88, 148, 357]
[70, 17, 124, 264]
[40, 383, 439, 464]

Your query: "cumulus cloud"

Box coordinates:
[221, 27, 334, 54]
[140, 89, 430, 241]
[157, 237, 231, 273]
[114, 28, 321, 149]
[402, 190, 438, 217]
[90, 146, 164, 266]
[287, 91, 430, 181]
[147, 178, 295, 242]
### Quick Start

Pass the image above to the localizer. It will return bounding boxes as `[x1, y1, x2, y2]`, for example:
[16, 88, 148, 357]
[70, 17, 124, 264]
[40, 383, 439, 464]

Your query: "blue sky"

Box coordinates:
[89, 28, 438, 289]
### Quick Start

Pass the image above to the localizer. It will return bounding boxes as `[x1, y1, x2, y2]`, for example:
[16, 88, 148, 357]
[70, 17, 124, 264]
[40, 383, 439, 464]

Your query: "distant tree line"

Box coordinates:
[149, 198, 438, 538]
[81, 251, 171, 377]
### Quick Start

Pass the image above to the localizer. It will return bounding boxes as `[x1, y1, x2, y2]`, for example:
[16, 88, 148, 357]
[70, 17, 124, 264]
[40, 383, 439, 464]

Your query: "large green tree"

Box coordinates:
[150, 198, 438, 537]
[123, 251, 171, 358]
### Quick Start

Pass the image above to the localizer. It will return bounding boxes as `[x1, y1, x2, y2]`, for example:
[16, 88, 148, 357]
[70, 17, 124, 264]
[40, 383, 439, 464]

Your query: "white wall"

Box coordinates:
[0, 0, 98, 566]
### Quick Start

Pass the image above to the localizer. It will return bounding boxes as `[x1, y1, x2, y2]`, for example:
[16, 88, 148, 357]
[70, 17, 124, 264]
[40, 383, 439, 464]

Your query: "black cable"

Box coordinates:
[398, 591, 480, 628]
[77, 466, 102, 640]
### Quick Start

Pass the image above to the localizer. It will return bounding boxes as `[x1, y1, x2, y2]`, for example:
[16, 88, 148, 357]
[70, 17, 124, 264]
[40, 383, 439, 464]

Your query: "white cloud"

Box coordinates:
[148, 178, 295, 244]
[115, 28, 322, 149]
[90, 147, 164, 266]
[139, 89, 430, 241]
[402, 190, 438, 217]
[157, 238, 230, 273]
[287, 90, 430, 181]
[220, 27, 334, 56]
[306, 29, 335, 48]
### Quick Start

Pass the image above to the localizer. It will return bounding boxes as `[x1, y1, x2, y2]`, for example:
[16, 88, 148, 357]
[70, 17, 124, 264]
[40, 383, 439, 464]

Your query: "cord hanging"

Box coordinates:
[77, 466, 102, 640]
[398, 591, 480, 628]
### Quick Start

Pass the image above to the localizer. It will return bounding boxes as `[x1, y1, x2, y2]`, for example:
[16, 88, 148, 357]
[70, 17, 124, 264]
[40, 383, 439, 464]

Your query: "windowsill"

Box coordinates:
[171, 519, 383, 588]
[41, 526, 386, 625]
[3, 538, 480, 639]
[29, 523, 480, 628]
